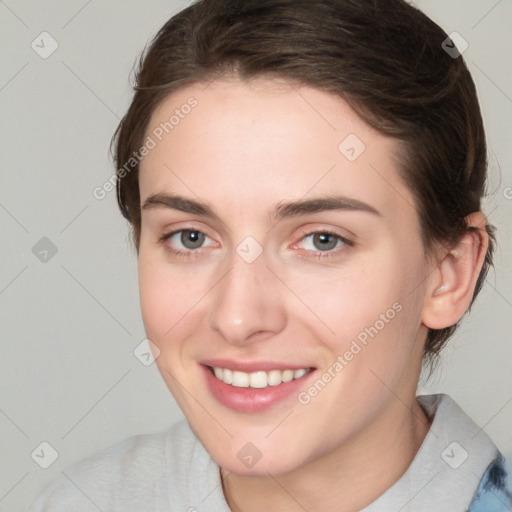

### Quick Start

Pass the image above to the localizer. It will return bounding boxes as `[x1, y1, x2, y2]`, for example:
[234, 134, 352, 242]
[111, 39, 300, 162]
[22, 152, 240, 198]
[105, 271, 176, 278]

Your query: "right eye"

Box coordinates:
[159, 228, 216, 259]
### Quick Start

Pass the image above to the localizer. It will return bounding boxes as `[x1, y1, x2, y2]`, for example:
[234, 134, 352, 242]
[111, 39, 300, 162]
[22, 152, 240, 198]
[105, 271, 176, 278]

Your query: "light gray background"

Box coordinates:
[1, 1, 511, 510]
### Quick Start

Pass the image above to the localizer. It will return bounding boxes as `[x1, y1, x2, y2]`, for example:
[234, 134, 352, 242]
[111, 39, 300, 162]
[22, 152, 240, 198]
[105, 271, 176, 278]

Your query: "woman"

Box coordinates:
[29, 0, 512, 510]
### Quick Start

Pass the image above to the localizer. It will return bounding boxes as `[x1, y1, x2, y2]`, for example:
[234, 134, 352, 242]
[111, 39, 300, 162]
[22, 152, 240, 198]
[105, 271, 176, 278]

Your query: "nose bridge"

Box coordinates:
[207, 244, 286, 345]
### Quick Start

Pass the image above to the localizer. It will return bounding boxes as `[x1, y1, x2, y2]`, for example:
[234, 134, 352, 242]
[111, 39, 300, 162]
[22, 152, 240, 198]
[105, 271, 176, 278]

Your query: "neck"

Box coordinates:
[221, 397, 432, 512]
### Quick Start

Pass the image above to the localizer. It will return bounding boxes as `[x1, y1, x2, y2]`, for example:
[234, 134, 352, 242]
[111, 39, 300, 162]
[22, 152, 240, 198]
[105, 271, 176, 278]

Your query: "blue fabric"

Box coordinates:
[467, 454, 512, 512]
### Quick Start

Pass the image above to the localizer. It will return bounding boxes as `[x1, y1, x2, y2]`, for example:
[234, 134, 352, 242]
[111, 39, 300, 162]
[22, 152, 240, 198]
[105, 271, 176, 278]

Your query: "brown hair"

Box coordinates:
[110, 0, 496, 372]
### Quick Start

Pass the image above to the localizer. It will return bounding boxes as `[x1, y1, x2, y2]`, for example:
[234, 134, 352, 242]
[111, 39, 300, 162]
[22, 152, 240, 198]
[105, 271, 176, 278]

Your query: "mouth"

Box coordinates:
[200, 363, 317, 413]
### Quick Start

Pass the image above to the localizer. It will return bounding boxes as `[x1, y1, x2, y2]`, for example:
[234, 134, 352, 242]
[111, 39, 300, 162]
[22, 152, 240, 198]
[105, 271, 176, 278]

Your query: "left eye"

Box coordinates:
[297, 231, 349, 253]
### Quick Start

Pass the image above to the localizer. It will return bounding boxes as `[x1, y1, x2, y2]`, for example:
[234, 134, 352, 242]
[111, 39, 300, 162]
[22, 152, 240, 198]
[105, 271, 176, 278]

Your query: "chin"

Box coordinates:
[217, 453, 302, 477]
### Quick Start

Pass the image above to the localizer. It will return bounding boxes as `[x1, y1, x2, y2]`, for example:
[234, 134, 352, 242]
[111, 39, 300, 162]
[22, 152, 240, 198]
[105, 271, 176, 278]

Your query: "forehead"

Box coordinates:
[138, 79, 416, 226]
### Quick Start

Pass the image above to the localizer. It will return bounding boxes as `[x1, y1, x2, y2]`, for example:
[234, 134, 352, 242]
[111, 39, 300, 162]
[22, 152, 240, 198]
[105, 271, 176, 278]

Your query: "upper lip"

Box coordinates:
[201, 358, 315, 373]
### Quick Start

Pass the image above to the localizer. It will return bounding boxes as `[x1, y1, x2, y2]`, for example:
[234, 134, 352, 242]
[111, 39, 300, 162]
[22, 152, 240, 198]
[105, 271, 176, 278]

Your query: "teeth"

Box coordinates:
[249, 371, 267, 389]
[232, 370, 249, 388]
[223, 368, 233, 384]
[211, 366, 311, 388]
[294, 368, 307, 379]
[267, 369, 282, 386]
[282, 369, 294, 383]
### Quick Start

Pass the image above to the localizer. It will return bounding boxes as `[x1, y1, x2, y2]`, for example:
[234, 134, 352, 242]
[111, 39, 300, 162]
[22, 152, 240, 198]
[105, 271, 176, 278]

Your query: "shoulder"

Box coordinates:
[27, 419, 196, 512]
[467, 453, 512, 512]
[418, 394, 512, 511]
[365, 393, 510, 511]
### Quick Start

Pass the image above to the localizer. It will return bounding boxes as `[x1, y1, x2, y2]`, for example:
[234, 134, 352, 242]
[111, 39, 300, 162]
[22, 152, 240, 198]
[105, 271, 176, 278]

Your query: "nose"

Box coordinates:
[207, 247, 287, 346]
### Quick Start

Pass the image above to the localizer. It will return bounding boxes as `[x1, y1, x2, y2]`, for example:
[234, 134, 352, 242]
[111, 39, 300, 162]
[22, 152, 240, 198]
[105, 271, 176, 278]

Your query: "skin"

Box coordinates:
[137, 78, 488, 511]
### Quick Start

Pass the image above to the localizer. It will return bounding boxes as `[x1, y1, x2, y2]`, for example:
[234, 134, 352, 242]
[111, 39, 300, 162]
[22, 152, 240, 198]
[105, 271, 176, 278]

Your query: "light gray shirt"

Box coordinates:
[27, 393, 503, 511]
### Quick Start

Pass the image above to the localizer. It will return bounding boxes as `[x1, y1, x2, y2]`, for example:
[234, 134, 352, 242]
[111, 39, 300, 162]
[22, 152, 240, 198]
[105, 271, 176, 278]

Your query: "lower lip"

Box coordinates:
[201, 364, 316, 413]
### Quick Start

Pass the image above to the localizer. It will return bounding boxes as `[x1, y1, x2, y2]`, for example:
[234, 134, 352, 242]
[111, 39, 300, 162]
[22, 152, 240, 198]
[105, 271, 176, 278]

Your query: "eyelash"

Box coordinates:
[158, 228, 354, 260]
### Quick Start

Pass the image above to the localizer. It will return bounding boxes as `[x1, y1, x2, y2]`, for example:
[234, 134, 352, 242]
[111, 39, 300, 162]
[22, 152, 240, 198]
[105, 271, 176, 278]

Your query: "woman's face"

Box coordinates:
[138, 78, 431, 475]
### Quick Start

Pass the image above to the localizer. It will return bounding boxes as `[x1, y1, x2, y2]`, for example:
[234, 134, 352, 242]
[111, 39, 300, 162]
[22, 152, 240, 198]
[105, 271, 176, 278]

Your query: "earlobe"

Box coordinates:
[422, 212, 489, 330]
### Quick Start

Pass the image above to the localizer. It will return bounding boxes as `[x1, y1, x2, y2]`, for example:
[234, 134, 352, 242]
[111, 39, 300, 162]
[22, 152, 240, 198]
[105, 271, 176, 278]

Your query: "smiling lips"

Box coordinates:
[201, 361, 316, 413]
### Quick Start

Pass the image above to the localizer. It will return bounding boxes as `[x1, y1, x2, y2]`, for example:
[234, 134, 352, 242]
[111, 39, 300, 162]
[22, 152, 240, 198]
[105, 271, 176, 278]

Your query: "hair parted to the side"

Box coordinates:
[110, 0, 496, 374]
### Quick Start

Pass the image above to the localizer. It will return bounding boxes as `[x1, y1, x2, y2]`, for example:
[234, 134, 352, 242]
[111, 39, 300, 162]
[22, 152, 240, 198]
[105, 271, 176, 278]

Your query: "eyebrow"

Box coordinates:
[142, 193, 381, 221]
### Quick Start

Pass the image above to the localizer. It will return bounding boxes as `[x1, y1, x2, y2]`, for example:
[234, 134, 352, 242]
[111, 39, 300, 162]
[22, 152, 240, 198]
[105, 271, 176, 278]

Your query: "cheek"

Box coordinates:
[289, 259, 405, 335]
[138, 251, 189, 346]
[137, 251, 202, 408]
[138, 245, 208, 341]
[296, 246, 425, 367]
[138, 255, 171, 339]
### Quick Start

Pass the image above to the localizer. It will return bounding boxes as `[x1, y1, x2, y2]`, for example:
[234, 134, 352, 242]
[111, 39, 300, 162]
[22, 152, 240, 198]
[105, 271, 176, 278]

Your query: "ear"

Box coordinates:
[422, 212, 489, 330]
